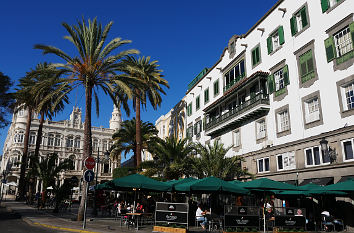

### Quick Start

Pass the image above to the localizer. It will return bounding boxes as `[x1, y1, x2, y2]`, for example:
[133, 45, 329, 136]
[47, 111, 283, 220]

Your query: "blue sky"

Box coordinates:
[0, 0, 278, 160]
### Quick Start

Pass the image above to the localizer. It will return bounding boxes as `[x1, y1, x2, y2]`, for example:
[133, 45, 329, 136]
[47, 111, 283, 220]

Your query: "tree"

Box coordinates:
[26, 63, 70, 204]
[192, 141, 251, 180]
[14, 75, 37, 200]
[27, 153, 73, 208]
[120, 56, 169, 168]
[141, 137, 195, 180]
[110, 118, 159, 167]
[34, 18, 138, 221]
[0, 72, 15, 129]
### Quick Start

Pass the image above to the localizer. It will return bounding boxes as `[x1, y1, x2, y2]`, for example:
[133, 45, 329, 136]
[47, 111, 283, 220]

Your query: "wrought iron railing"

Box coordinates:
[205, 93, 269, 131]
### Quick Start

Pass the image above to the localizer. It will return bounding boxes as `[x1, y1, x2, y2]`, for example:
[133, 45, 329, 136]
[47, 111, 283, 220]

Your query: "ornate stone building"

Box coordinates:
[0, 105, 122, 194]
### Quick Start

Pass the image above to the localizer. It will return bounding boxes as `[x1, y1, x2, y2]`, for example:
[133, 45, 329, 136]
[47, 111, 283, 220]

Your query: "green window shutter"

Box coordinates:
[255, 47, 260, 64]
[324, 36, 336, 62]
[301, 7, 308, 28]
[349, 22, 354, 47]
[202, 117, 205, 131]
[299, 53, 308, 76]
[290, 16, 297, 36]
[307, 51, 314, 72]
[283, 65, 290, 86]
[321, 0, 329, 13]
[252, 49, 256, 66]
[278, 26, 285, 45]
[267, 36, 273, 54]
[267, 74, 275, 94]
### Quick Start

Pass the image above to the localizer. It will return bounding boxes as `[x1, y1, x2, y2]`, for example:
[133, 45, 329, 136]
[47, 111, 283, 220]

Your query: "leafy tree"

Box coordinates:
[120, 56, 169, 168]
[25, 63, 70, 203]
[0, 72, 15, 129]
[110, 118, 159, 166]
[141, 137, 195, 180]
[192, 141, 251, 180]
[14, 75, 37, 200]
[34, 18, 138, 221]
[27, 153, 73, 208]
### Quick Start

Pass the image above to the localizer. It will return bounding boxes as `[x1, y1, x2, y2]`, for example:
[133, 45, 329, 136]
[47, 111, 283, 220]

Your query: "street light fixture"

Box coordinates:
[320, 138, 337, 163]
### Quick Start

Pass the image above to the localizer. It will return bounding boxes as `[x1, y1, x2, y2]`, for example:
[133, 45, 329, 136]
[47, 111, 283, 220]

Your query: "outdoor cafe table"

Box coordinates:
[126, 212, 153, 230]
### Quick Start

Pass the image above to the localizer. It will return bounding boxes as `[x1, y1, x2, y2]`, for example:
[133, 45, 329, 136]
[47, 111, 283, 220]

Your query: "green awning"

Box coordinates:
[110, 174, 172, 192]
[165, 177, 197, 188]
[324, 179, 354, 192]
[174, 176, 248, 194]
[95, 182, 114, 190]
[242, 178, 298, 191]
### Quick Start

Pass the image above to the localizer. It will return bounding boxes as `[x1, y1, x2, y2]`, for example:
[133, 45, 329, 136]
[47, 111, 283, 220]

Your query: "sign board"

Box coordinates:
[155, 202, 189, 226]
[224, 206, 260, 228]
[84, 170, 95, 182]
[274, 216, 306, 227]
[84, 157, 95, 170]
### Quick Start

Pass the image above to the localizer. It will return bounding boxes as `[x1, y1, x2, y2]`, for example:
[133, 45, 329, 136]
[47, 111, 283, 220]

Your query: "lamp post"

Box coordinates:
[93, 146, 110, 217]
[320, 138, 337, 163]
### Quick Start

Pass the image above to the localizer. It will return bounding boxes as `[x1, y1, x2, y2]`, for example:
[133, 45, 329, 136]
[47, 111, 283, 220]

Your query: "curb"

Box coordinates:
[32, 222, 100, 233]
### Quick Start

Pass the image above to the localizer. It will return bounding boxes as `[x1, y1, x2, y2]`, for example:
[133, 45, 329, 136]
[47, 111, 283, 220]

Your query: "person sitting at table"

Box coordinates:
[196, 204, 208, 229]
[136, 202, 144, 213]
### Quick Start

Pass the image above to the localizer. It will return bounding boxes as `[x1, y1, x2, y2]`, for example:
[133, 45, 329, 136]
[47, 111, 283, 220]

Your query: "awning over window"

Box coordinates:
[337, 175, 354, 183]
[300, 177, 334, 186]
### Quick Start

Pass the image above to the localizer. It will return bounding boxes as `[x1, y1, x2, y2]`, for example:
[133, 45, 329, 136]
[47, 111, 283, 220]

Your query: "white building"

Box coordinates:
[184, 0, 354, 185]
[0, 105, 122, 193]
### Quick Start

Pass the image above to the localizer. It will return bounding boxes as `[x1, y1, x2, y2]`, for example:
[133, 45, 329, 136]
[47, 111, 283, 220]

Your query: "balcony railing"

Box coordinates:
[223, 73, 246, 92]
[205, 93, 269, 131]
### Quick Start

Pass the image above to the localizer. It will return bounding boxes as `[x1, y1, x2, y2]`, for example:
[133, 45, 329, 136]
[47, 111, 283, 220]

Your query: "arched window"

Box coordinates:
[48, 133, 54, 146]
[54, 134, 61, 147]
[74, 137, 80, 148]
[29, 132, 36, 145]
[18, 108, 24, 117]
[66, 136, 74, 148]
[93, 139, 98, 151]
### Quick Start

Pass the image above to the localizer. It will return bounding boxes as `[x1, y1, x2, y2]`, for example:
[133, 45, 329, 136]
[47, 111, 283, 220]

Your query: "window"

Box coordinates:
[267, 26, 285, 54]
[256, 120, 266, 139]
[204, 88, 209, 104]
[299, 50, 315, 83]
[74, 137, 81, 148]
[325, 23, 354, 64]
[277, 152, 296, 171]
[194, 120, 202, 137]
[257, 157, 270, 173]
[304, 97, 320, 123]
[47, 133, 54, 146]
[233, 130, 241, 147]
[342, 139, 354, 161]
[187, 103, 192, 116]
[14, 130, 24, 143]
[18, 109, 24, 117]
[213, 80, 219, 96]
[321, 0, 345, 12]
[69, 155, 76, 170]
[93, 139, 98, 151]
[305, 146, 330, 167]
[66, 136, 74, 148]
[343, 82, 354, 110]
[251, 45, 261, 67]
[103, 162, 110, 174]
[54, 134, 61, 147]
[186, 125, 193, 138]
[290, 6, 309, 36]
[29, 132, 36, 145]
[102, 140, 107, 151]
[196, 95, 200, 111]
[224, 59, 246, 91]
[268, 65, 289, 95]
[278, 110, 289, 132]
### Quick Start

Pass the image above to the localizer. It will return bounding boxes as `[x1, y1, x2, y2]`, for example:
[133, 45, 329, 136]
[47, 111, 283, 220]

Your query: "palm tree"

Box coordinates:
[110, 118, 159, 166]
[27, 153, 73, 208]
[120, 56, 169, 168]
[141, 137, 195, 180]
[34, 18, 138, 220]
[26, 63, 70, 203]
[192, 141, 251, 180]
[14, 75, 37, 200]
[0, 72, 15, 129]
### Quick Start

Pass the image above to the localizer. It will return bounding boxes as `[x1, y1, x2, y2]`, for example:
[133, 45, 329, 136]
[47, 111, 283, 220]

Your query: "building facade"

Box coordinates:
[0, 105, 122, 193]
[183, 0, 354, 185]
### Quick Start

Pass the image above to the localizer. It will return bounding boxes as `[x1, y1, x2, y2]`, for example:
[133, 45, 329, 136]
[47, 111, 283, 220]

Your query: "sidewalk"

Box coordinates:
[1, 200, 153, 233]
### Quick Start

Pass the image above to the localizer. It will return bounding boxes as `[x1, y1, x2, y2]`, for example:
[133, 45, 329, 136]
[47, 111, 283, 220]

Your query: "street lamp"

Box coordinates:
[93, 146, 110, 216]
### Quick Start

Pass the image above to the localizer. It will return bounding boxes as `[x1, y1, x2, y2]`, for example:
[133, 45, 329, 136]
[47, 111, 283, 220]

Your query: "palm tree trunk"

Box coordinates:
[135, 94, 142, 168]
[27, 111, 45, 204]
[18, 108, 33, 200]
[77, 86, 93, 221]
